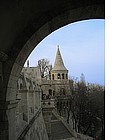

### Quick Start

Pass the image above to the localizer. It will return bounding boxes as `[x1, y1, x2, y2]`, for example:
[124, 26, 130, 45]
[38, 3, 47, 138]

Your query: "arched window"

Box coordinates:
[67, 101, 69, 107]
[52, 74, 54, 80]
[57, 73, 61, 79]
[49, 74, 51, 80]
[20, 83, 23, 89]
[62, 73, 64, 79]
[53, 91, 55, 96]
[66, 74, 68, 79]
[17, 83, 19, 89]
[49, 89, 52, 96]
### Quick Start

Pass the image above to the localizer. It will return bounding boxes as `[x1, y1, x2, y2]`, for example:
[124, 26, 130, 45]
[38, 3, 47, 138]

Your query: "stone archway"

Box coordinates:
[0, 1, 104, 139]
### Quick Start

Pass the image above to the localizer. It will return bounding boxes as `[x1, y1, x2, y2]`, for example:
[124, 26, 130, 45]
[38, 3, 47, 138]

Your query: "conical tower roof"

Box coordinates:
[52, 46, 67, 71]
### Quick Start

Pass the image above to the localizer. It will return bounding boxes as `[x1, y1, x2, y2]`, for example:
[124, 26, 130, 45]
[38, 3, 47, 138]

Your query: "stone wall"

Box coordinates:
[18, 110, 49, 140]
[41, 79, 71, 98]
[52, 111, 93, 140]
[15, 71, 49, 140]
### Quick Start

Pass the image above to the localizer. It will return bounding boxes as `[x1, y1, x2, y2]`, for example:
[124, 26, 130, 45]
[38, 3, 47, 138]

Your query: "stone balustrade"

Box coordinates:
[15, 72, 48, 140]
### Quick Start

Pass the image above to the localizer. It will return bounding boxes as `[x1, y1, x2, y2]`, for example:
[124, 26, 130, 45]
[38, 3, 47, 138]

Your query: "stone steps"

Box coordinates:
[51, 120, 73, 140]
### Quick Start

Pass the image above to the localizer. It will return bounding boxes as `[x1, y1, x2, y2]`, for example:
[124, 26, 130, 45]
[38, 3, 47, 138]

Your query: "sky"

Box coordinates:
[26, 19, 105, 85]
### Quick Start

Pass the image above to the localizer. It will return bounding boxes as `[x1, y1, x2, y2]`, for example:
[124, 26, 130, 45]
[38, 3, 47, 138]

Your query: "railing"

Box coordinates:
[52, 110, 93, 140]
[41, 99, 55, 109]
[16, 108, 42, 140]
[42, 79, 70, 84]
[77, 133, 93, 140]
[16, 113, 27, 139]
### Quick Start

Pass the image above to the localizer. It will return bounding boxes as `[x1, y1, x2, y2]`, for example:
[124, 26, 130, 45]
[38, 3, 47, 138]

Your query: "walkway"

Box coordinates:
[50, 114, 74, 140]
[43, 113, 92, 140]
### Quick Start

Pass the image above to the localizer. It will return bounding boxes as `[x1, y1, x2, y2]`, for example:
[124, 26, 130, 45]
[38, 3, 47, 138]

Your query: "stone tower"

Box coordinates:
[41, 46, 71, 99]
[51, 46, 68, 81]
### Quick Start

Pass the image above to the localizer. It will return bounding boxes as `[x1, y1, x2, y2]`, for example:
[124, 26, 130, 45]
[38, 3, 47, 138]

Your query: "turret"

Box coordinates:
[51, 46, 68, 80]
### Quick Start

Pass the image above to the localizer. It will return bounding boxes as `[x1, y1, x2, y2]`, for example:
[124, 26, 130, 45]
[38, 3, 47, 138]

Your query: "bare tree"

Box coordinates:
[68, 74, 105, 138]
[38, 58, 52, 79]
[56, 73, 105, 139]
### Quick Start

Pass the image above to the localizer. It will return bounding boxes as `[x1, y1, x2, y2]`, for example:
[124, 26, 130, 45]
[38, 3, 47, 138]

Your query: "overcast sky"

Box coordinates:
[26, 19, 105, 85]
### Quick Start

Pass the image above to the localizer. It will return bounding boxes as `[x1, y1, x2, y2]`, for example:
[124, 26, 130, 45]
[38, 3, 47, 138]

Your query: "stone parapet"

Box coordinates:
[41, 99, 55, 110]
[42, 79, 70, 85]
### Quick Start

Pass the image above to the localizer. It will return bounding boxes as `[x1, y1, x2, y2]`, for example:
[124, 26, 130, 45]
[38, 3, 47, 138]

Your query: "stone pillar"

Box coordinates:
[7, 101, 19, 140]
[16, 92, 22, 113]
[0, 54, 24, 140]
[36, 89, 41, 111]
[0, 100, 18, 140]
[0, 101, 9, 140]
[34, 90, 37, 114]
[34, 89, 40, 114]
[0, 60, 9, 140]
[42, 99, 55, 139]
[20, 90, 29, 123]
[39, 89, 41, 109]
[28, 90, 34, 121]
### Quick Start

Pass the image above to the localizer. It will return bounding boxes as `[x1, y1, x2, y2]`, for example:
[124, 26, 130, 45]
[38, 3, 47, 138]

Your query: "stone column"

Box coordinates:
[0, 61, 19, 140]
[42, 99, 55, 139]
[7, 101, 19, 140]
[0, 100, 18, 140]
[36, 89, 41, 111]
[34, 90, 37, 114]
[28, 90, 35, 120]
[20, 90, 29, 123]
[0, 102, 9, 140]
[39, 89, 41, 109]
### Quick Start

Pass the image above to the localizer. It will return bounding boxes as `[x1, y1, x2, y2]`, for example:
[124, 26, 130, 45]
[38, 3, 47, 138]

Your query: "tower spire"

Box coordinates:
[52, 46, 67, 71]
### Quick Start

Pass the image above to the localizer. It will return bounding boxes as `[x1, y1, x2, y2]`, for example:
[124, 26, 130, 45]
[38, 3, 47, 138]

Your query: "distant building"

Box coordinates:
[41, 46, 71, 99]
[16, 68, 44, 139]
[16, 46, 93, 140]
[21, 61, 42, 85]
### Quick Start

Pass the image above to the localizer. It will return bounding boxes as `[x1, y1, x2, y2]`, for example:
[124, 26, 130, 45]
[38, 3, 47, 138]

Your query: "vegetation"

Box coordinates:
[38, 57, 105, 139]
[38, 58, 52, 79]
[57, 74, 105, 139]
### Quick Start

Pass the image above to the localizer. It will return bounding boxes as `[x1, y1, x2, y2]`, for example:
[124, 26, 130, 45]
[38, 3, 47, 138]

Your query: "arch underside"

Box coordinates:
[6, 4, 104, 101]
[0, 1, 104, 139]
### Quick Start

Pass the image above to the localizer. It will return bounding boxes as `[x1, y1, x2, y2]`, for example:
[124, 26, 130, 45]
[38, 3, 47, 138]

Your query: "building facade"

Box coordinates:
[15, 47, 93, 140]
[41, 47, 71, 100]
[16, 68, 49, 140]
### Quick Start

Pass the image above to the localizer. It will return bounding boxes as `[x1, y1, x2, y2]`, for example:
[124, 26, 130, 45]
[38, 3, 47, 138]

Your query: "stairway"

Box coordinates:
[43, 113, 93, 140]
[51, 119, 73, 140]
